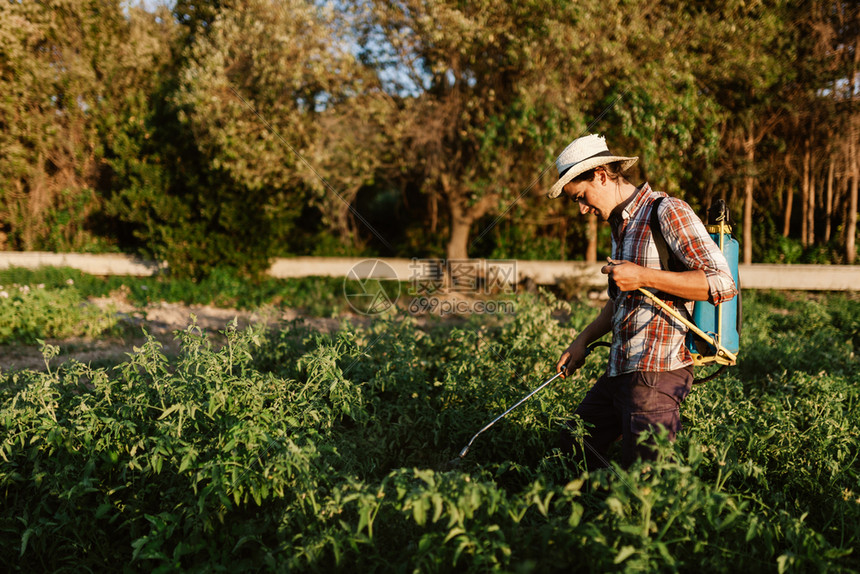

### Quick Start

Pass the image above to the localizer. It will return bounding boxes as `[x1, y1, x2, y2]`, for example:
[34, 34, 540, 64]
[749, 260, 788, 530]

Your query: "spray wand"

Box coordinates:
[453, 341, 610, 462]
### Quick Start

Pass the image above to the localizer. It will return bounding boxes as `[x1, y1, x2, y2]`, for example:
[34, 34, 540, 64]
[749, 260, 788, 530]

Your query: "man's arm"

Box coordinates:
[657, 198, 738, 305]
[556, 299, 613, 377]
[602, 260, 710, 301]
[605, 198, 737, 304]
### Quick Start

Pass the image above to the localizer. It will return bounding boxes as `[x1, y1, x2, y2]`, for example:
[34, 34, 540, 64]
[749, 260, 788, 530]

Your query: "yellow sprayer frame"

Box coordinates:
[637, 287, 737, 367]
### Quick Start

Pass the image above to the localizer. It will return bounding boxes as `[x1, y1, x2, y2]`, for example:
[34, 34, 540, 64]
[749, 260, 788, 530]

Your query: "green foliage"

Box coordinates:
[0, 283, 119, 344]
[1, 292, 858, 571]
[155, 0, 390, 275]
[0, 0, 173, 253]
[753, 218, 847, 264]
[0, 266, 357, 319]
[1, 0, 855, 267]
[0, 266, 109, 295]
[476, 214, 565, 261]
[738, 291, 858, 381]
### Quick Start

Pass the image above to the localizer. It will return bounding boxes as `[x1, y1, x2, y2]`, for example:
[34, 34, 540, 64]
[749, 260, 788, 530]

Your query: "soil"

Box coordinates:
[0, 299, 353, 373]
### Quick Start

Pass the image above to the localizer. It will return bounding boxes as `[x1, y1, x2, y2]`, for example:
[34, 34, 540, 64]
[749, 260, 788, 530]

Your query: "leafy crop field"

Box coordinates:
[1, 282, 858, 572]
[0, 267, 352, 343]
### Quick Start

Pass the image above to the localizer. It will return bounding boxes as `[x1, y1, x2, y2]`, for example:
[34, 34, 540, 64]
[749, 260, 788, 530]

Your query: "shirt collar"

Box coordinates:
[609, 183, 651, 229]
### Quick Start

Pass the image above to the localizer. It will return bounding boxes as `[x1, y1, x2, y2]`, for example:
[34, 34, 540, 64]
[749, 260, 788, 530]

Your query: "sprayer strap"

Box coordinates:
[649, 197, 687, 273]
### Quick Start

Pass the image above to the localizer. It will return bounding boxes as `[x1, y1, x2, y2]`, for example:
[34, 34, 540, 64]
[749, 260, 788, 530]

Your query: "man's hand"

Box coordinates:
[601, 258, 647, 292]
[556, 340, 589, 378]
[603, 257, 712, 301]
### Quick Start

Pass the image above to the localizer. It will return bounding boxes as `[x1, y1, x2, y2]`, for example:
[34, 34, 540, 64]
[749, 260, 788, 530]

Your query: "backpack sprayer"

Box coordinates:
[644, 198, 740, 369]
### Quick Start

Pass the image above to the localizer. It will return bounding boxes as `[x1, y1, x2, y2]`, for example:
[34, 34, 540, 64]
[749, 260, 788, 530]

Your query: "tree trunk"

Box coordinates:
[339, 185, 363, 249]
[783, 186, 794, 238]
[783, 160, 794, 238]
[801, 144, 810, 247]
[704, 180, 715, 220]
[825, 156, 834, 242]
[843, 164, 850, 247]
[447, 212, 473, 261]
[429, 192, 438, 234]
[743, 130, 755, 265]
[774, 173, 784, 212]
[586, 217, 597, 263]
[847, 120, 858, 264]
[847, 36, 859, 264]
[444, 192, 495, 262]
[808, 165, 816, 246]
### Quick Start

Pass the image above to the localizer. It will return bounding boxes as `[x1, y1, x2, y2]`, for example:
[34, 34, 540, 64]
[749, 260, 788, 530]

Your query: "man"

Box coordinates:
[548, 134, 737, 470]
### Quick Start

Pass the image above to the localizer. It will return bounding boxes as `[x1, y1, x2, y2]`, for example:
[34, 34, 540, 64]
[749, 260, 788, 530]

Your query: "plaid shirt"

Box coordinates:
[607, 183, 737, 376]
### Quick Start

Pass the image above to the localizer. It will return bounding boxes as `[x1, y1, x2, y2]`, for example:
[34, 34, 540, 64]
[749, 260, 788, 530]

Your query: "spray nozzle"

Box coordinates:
[708, 199, 731, 226]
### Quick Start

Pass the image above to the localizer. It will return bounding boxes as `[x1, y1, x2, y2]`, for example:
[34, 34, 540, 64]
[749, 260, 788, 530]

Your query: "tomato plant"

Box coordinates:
[1, 291, 858, 572]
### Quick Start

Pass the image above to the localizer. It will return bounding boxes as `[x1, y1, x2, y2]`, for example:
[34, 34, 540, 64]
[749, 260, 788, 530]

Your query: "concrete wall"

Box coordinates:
[0, 252, 160, 276]
[2, 252, 859, 291]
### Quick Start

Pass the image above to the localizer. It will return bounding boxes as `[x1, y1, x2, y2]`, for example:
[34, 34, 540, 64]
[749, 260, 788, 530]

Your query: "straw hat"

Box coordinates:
[547, 134, 638, 198]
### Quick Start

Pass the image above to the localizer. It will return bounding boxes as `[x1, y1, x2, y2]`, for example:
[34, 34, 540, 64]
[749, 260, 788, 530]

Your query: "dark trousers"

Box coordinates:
[559, 367, 694, 470]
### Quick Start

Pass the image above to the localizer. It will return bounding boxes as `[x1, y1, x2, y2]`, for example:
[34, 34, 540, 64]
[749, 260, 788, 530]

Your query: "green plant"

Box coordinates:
[1, 292, 858, 572]
[0, 266, 364, 317]
[0, 283, 119, 344]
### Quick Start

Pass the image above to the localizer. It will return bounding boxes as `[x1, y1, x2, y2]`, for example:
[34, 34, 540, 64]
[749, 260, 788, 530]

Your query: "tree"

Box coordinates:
[0, 0, 179, 255]
[169, 0, 392, 272]
[0, 0, 854, 269]
[683, 0, 796, 264]
[360, 0, 730, 262]
[772, 0, 859, 262]
[360, 0, 625, 262]
[0, 1, 112, 250]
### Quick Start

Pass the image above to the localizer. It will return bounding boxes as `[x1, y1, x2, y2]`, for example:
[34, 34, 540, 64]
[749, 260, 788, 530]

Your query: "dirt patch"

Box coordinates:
[0, 299, 359, 373]
[0, 290, 553, 373]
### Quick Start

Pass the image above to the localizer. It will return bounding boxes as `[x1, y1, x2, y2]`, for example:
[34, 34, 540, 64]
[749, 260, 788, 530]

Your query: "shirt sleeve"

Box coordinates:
[659, 198, 738, 305]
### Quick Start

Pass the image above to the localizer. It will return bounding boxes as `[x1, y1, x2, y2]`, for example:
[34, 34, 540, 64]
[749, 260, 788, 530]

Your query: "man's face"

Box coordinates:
[562, 171, 613, 221]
